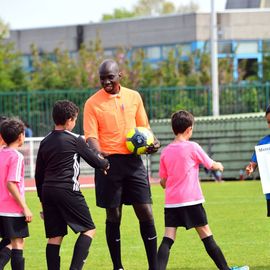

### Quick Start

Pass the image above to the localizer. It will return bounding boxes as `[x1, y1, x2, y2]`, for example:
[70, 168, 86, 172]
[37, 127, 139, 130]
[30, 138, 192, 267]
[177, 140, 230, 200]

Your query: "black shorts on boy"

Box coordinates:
[165, 204, 208, 229]
[42, 187, 95, 238]
[95, 154, 152, 208]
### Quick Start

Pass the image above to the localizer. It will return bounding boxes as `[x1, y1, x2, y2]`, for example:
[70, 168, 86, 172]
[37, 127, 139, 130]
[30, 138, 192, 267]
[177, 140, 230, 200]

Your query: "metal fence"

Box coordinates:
[22, 137, 148, 180]
[0, 83, 270, 136]
[21, 137, 95, 179]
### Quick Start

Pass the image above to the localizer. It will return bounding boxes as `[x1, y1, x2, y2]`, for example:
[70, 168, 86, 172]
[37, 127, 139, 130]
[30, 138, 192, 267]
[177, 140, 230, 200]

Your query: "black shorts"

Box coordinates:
[0, 216, 29, 239]
[165, 204, 208, 230]
[95, 154, 152, 208]
[42, 187, 95, 238]
[267, 200, 270, 217]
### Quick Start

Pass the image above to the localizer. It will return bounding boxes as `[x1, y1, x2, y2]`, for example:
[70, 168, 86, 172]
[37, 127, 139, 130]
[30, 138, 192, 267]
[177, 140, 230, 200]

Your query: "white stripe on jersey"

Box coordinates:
[64, 130, 80, 138]
[72, 153, 80, 191]
[15, 150, 23, 182]
[164, 199, 205, 208]
[0, 212, 24, 217]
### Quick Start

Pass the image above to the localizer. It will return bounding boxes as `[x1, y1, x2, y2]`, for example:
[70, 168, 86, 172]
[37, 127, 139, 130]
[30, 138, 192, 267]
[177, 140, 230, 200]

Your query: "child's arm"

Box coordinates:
[211, 161, 224, 172]
[160, 178, 166, 189]
[7, 182, 33, 223]
[35, 147, 45, 201]
[77, 136, 110, 171]
[245, 161, 257, 176]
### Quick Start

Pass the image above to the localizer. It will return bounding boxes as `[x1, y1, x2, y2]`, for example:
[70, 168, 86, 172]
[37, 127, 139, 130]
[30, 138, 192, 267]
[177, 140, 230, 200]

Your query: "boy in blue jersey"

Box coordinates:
[246, 105, 270, 214]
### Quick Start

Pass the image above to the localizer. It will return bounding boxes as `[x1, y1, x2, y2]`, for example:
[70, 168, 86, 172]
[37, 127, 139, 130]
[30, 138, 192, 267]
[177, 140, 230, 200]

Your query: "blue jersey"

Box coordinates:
[251, 135, 270, 163]
[250, 134, 270, 200]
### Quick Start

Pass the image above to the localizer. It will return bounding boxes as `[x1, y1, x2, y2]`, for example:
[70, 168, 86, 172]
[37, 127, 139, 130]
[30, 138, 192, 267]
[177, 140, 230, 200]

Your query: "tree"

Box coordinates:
[133, 0, 166, 16]
[177, 1, 199, 13]
[29, 37, 106, 91]
[0, 19, 28, 92]
[262, 42, 270, 82]
[0, 18, 9, 39]
[161, 2, 176, 14]
[159, 49, 180, 86]
[100, 0, 197, 21]
[218, 58, 234, 84]
[102, 8, 135, 21]
[77, 36, 105, 89]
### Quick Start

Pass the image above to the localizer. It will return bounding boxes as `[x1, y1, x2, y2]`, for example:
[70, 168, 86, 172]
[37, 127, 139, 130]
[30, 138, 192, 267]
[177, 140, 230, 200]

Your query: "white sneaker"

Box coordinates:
[230, 266, 249, 270]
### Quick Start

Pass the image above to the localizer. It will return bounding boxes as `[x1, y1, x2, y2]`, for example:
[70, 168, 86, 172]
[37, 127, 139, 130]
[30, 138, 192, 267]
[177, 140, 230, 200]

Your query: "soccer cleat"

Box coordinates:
[230, 266, 249, 270]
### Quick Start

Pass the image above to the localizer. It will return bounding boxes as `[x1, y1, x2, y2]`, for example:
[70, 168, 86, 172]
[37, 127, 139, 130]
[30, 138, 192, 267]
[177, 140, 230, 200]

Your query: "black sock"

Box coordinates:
[0, 246, 11, 269]
[46, 244, 60, 270]
[202, 235, 230, 270]
[11, 249, 24, 270]
[0, 239, 11, 251]
[70, 234, 92, 270]
[139, 220, 158, 270]
[106, 221, 123, 270]
[157, 237, 174, 270]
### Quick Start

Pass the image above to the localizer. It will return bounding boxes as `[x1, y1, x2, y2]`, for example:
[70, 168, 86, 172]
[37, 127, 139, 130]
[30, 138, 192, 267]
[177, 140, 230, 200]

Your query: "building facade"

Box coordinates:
[7, 8, 270, 80]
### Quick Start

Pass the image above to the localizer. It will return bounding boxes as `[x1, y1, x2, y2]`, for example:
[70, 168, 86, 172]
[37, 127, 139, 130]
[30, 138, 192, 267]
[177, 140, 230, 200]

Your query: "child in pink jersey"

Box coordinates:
[0, 115, 12, 269]
[0, 118, 32, 270]
[157, 110, 249, 270]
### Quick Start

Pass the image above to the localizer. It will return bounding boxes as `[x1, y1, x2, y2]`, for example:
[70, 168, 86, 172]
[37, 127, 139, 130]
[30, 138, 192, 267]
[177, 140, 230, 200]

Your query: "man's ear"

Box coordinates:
[119, 72, 122, 78]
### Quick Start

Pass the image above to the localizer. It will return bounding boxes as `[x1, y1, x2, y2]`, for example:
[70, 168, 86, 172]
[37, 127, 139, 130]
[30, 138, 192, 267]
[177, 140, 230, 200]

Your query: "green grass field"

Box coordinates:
[5, 181, 270, 269]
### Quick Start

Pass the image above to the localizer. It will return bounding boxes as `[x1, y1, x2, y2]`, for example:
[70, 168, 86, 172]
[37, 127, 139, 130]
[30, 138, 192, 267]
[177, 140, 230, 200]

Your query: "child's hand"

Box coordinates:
[160, 178, 166, 189]
[212, 161, 224, 172]
[216, 162, 224, 172]
[103, 163, 110, 175]
[40, 211, 44, 220]
[23, 206, 33, 223]
[246, 162, 256, 176]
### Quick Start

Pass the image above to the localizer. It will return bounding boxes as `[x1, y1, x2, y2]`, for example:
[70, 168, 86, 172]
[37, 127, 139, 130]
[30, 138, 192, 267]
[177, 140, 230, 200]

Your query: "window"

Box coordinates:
[162, 45, 175, 58]
[104, 49, 114, 57]
[131, 48, 144, 62]
[236, 42, 258, 54]
[262, 40, 270, 53]
[178, 44, 191, 56]
[218, 42, 233, 54]
[145, 46, 161, 59]
[70, 51, 78, 60]
[21, 55, 33, 71]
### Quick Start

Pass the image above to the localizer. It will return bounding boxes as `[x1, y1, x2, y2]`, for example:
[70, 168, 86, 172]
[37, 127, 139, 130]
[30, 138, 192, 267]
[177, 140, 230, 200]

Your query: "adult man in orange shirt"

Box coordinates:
[83, 59, 160, 270]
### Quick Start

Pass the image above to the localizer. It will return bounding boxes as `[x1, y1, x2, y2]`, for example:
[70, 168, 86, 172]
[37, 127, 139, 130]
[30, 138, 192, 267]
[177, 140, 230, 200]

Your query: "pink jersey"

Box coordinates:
[0, 147, 25, 216]
[159, 140, 213, 208]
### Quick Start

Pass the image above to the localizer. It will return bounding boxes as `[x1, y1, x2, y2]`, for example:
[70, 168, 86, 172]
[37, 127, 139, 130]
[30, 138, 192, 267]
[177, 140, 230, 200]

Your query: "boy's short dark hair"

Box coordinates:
[0, 118, 25, 145]
[52, 100, 79, 125]
[0, 116, 8, 126]
[171, 110, 194, 135]
[266, 105, 270, 116]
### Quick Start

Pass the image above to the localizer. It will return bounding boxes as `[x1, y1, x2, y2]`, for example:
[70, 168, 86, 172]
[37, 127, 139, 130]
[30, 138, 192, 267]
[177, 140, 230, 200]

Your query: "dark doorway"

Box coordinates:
[238, 58, 258, 80]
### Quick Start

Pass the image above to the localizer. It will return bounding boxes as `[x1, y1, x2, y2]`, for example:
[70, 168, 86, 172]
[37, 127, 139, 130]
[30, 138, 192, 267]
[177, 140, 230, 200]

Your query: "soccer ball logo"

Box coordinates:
[126, 127, 154, 155]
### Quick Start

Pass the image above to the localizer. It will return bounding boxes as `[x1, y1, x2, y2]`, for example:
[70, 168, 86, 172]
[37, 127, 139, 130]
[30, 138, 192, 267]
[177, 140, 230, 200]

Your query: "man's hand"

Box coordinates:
[146, 137, 161, 154]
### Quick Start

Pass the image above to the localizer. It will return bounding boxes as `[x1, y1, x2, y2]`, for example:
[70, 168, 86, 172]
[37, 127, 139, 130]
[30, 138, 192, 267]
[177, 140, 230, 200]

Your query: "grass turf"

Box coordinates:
[5, 180, 269, 269]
